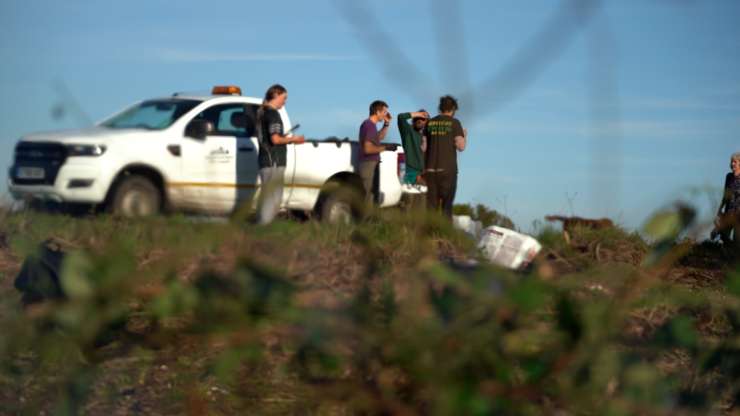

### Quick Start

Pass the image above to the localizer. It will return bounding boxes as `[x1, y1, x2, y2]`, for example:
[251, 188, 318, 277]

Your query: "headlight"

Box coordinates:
[66, 144, 107, 157]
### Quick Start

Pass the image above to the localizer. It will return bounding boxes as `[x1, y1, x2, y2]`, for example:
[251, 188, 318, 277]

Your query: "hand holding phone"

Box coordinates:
[285, 123, 301, 135]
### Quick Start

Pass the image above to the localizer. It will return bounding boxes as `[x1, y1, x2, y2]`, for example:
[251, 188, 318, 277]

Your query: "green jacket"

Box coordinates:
[397, 113, 424, 171]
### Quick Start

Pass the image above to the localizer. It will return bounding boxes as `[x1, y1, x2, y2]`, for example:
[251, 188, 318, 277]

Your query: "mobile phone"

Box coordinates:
[285, 123, 300, 135]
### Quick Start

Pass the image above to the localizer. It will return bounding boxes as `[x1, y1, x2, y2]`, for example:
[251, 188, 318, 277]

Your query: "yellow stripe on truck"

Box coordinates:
[291, 183, 323, 189]
[168, 182, 257, 189]
[168, 182, 323, 190]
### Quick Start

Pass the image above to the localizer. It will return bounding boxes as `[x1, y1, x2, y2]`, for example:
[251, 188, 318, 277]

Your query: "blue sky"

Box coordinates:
[1, 0, 738, 231]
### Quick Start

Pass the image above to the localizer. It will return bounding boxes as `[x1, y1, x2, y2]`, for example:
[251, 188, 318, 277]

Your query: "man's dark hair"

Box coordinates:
[258, 84, 288, 124]
[438, 95, 459, 113]
[263, 84, 287, 103]
[369, 100, 388, 116]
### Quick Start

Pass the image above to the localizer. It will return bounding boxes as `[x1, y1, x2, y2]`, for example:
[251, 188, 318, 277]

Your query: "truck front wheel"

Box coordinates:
[108, 175, 161, 217]
[320, 185, 364, 225]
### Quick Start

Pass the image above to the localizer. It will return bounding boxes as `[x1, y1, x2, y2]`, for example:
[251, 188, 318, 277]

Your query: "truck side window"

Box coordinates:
[192, 104, 258, 138]
[243, 104, 259, 137]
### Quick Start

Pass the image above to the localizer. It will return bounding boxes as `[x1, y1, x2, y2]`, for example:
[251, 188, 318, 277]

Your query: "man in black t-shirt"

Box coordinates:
[256, 84, 305, 225]
[259, 106, 288, 168]
[422, 95, 467, 219]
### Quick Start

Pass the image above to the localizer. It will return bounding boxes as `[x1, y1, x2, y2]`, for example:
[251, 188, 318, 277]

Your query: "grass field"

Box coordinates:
[0, 208, 738, 415]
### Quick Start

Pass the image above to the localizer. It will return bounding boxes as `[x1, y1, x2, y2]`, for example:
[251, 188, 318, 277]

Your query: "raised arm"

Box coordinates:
[397, 111, 428, 131]
[397, 112, 413, 135]
[376, 112, 396, 141]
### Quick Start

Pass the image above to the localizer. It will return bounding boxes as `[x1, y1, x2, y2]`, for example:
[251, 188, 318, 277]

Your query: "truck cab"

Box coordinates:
[8, 85, 407, 222]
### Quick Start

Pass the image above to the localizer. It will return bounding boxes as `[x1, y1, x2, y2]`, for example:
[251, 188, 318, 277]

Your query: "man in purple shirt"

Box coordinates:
[358, 100, 392, 205]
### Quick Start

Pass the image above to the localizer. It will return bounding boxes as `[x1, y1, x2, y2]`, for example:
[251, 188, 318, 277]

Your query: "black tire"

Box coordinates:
[319, 184, 364, 225]
[108, 175, 162, 217]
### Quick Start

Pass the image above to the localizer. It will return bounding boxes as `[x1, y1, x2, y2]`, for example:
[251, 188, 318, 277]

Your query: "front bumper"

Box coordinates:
[8, 163, 107, 204]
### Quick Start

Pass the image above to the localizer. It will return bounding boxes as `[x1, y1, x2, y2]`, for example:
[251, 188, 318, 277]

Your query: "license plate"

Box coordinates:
[17, 167, 45, 180]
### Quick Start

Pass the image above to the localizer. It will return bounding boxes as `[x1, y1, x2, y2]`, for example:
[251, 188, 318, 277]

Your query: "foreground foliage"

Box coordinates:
[0, 209, 738, 415]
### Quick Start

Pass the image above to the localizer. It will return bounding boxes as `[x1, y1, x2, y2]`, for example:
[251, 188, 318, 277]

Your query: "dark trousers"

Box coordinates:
[716, 211, 740, 249]
[425, 171, 457, 219]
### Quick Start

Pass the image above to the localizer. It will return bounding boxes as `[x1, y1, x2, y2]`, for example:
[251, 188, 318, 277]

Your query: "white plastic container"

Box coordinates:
[477, 226, 542, 270]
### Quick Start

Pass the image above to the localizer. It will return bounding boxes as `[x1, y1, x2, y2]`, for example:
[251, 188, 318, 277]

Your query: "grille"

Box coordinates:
[11, 142, 68, 185]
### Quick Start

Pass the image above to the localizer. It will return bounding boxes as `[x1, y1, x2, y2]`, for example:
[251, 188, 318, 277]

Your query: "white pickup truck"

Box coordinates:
[7, 85, 409, 222]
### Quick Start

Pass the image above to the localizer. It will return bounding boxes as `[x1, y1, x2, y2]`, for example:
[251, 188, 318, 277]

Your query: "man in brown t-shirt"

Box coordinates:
[422, 95, 466, 218]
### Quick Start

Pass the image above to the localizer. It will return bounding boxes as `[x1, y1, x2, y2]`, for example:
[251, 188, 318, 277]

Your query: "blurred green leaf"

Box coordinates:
[60, 252, 93, 299]
[670, 316, 698, 348]
[643, 211, 682, 242]
[55, 367, 95, 416]
[213, 346, 262, 385]
[522, 358, 548, 382]
[642, 203, 695, 245]
[623, 363, 664, 403]
[510, 279, 549, 312]
[727, 270, 740, 297]
[150, 280, 199, 318]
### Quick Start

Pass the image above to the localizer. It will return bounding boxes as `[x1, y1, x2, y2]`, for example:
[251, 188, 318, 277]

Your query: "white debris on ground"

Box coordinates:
[453, 215, 542, 270]
[400, 183, 427, 195]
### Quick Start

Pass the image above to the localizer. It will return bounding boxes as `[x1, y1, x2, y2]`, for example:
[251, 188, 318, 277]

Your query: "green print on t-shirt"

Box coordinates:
[427, 120, 453, 136]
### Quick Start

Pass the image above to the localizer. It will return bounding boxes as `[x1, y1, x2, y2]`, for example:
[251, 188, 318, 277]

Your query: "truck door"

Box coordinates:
[234, 104, 260, 210]
[178, 103, 256, 214]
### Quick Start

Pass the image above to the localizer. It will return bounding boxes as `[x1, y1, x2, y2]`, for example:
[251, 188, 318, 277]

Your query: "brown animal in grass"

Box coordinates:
[545, 215, 614, 245]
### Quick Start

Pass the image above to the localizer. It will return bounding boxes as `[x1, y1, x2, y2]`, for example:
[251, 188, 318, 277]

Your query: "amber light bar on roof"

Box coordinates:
[212, 85, 242, 95]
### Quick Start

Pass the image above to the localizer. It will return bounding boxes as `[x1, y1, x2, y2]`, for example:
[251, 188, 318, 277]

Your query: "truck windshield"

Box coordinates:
[101, 99, 201, 130]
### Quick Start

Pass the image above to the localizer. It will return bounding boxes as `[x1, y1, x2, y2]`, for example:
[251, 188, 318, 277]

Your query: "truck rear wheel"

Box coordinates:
[320, 185, 364, 225]
[109, 175, 161, 217]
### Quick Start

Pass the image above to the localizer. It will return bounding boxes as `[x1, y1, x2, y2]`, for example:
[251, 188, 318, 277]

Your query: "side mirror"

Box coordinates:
[184, 119, 214, 140]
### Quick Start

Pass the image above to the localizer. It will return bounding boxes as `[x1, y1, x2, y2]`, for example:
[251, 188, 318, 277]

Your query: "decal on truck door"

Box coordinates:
[207, 146, 232, 164]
